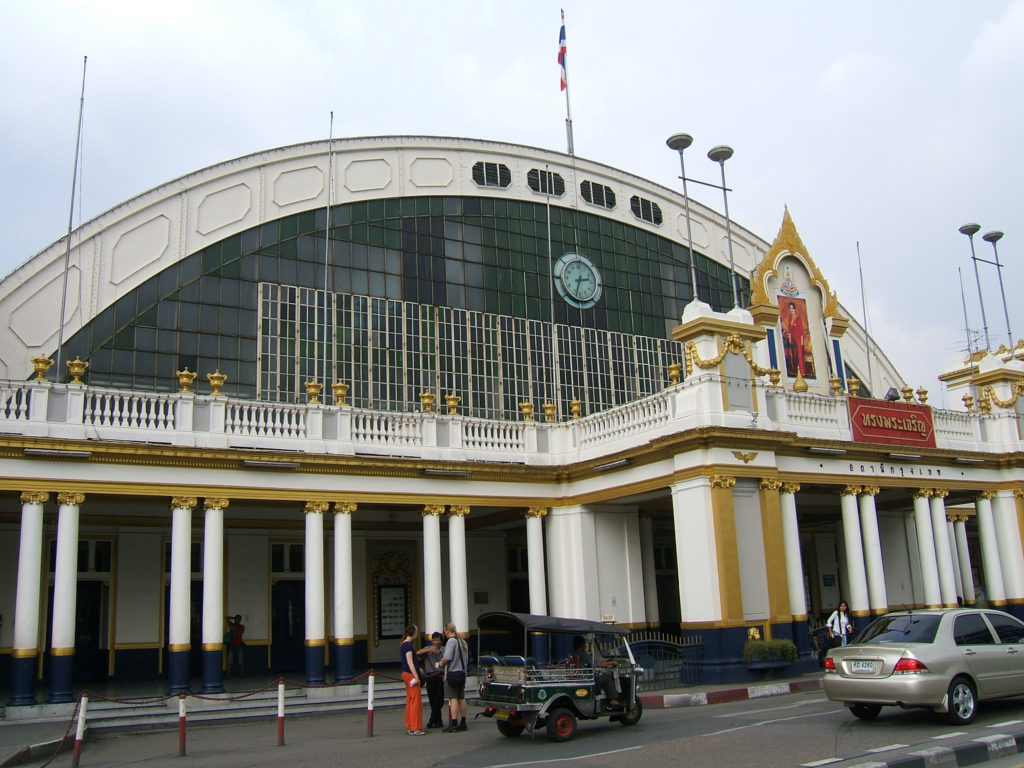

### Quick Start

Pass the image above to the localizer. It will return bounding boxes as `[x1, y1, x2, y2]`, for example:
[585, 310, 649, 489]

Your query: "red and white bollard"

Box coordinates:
[277, 680, 285, 746]
[71, 694, 88, 767]
[178, 693, 187, 757]
[366, 671, 375, 737]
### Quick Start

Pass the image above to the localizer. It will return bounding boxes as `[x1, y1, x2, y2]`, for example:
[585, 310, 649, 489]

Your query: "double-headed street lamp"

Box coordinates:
[982, 230, 1013, 349]
[960, 224, 1012, 352]
[665, 135, 739, 310]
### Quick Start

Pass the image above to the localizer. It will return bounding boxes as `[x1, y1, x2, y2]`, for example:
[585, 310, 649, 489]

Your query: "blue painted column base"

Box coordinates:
[530, 632, 550, 665]
[305, 645, 326, 685]
[333, 644, 354, 683]
[8, 655, 38, 706]
[201, 649, 224, 693]
[166, 649, 191, 695]
[47, 653, 75, 704]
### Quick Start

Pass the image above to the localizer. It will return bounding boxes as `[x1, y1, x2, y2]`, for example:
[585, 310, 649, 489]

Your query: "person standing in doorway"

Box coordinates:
[225, 614, 245, 679]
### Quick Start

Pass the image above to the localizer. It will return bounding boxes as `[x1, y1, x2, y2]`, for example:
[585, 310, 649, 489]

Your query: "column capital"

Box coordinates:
[422, 504, 446, 517]
[759, 478, 783, 491]
[931, 488, 949, 500]
[859, 486, 880, 497]
[780, 482, 801, 495]
[448, 504, 471, 517]
[977, 490, 996, 501]
[170, 496, 198, 510]
[304, 501, 329, 514]
[333, 501, 357, 515]
[839, 485, 862, 497]
[912, 488, 933, 499]
[204, 497, 230, 510]
[56, 492, 85, 506]
[20, 491, 49, 505]
[710, 475, 736, 489]
[525, 506, 548, 519]
[1015, 488, 1024, 500]
[948, 514, 968, 524]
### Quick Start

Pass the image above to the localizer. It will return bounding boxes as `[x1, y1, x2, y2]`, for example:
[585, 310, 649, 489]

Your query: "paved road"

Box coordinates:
[17, 691, 1024, 768]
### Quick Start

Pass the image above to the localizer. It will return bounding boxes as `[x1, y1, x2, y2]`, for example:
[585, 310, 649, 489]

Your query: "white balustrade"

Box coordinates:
[226, 401, 305, 438]
[0, 384, 32, 422]
[84, 390, 175, 430]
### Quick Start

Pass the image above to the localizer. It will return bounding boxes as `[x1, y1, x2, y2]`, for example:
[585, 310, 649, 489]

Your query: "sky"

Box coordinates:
[1, 0, 1022, 406]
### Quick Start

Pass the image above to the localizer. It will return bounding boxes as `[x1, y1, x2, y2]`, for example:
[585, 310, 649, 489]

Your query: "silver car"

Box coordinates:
[823, 608, 1024, 724]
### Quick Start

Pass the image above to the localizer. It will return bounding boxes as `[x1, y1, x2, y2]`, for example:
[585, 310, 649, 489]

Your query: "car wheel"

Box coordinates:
[546, 707, 578, 742]
[945, 676, 977, 725]
[617, 697, 643, 726]
[497, 720, 525, 738]
[849, 703, 881, 721]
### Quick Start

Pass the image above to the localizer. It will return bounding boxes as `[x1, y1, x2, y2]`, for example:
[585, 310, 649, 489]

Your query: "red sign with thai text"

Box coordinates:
[848, 398, 936, 448]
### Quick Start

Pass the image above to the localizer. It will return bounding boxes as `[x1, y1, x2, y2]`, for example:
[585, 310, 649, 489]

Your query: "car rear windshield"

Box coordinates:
[856, 614, 941, 644]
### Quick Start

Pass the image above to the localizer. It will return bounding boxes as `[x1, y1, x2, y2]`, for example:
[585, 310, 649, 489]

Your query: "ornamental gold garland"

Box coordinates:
[685, 334, 772, 377]
[982, 382, 1024, 409]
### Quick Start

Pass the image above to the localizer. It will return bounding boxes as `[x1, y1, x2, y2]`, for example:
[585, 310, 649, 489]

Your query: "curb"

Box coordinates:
[639, 678, 823, 709]
[844, 731, 1024, 768]
[0, 731, 78, 768]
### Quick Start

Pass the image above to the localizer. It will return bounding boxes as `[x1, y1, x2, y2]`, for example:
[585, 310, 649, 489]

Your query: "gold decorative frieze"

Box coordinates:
[304, 501, 330, 514]
[780, 482, 801, 495]
[421, 504, 445, 517]
[20, 491, 49, 505]
[333, 501, 357, 515]
[733, 451, 758, 464]
[684, 334, 771, 378]
[710, 475, 736, 489]
[839, 485, 862, 497]
[977, 490, 996, 501]
[860, 486, 880, 497]
[170, 496, 198, 510]
[449, 504, 471, 517]
[525, 506, 548, 519]
[56, 492, 85, 506]
[912, 489, 933, 499]
[931, 489, 949, 500]
[204, 497, 230, 510]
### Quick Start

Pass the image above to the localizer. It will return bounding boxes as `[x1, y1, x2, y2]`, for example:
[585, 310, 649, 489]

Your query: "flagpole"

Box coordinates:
[559, 10, 574, 155]
[56, 55, 88, 381]
[856, 241, 874, 394]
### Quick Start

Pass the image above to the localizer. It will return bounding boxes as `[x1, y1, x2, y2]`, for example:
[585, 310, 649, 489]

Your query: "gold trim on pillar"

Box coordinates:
[304, 639, 327, 647]
[50, 647, 75, 657]
[709, 475, 742, 624]
[304, 501, 329, 514]
[839, 485, 862, 497]
[171, 496, 198, 510]
[448, 505, 471, 517]
[859, 486, 880, 497]
[525, 506, 548, 519]
[758, 477, 791, 621]
[977, 490, 996, 501]
[780, 482, 801, 495]
[202, 643, 224, 652]
[758, 479, 782, 492]
[931, 488, 949, 500]
[333, 502, 358, 515]
[204, 497, 230, 510]
[334, 637, 354, 646]
[13, 648, 38, 658]
[20, 491, 48, 505]
[710, 475, 736, 489]
[912, 488, 933, 500]
[168, 643, 190, 653]
[56, 492, 85, 506]
[422, 504, 445, 517]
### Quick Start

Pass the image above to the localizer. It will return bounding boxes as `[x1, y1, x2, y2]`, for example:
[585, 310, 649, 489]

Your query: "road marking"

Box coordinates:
[705, 708, 835, 736]
[799, 759, 843, 767]
[481, 745, 643, 768]
[931, 731, 967, 739]
[712, 698, 830, 718]
[987, 719, 1024, 728]
[866, 744, 908, 752]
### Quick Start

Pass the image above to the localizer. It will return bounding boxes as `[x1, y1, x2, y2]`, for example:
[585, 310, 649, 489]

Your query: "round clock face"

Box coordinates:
[554, 253, 603, 308]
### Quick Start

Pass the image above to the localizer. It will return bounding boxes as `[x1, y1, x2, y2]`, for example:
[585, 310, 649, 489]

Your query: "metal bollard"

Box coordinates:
[71, 694, 88, 767]
[367, 671, 375, 737]
[178, 693, 187, 757]
[277, 680, 285, 746]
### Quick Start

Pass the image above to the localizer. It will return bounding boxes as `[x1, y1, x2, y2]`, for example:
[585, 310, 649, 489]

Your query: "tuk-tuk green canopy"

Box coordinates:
[477, 611, 629, 637]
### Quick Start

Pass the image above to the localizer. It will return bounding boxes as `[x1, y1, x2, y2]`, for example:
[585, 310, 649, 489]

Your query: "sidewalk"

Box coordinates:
[0, 672, 824, 766]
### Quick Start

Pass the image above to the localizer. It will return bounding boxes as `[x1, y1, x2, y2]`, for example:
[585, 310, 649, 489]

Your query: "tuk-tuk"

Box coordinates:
[474, 611, 644, 741]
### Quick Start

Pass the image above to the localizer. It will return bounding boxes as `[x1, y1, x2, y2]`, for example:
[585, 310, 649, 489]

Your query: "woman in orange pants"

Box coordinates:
[400, 624, 425, 735]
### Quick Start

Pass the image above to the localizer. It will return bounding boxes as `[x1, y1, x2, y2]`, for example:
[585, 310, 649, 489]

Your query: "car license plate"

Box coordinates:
[495, 708, 510, 720]
[851, 661, 874, 674]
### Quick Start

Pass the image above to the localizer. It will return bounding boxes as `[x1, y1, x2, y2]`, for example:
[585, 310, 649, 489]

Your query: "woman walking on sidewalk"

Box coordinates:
[400, 624, 425, 735]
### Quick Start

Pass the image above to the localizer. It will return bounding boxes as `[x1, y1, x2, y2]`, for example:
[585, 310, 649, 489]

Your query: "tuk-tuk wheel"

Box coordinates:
[546, 707, 578, 742]
[616, 697, 643, 726]
[497, 720, 525, 738]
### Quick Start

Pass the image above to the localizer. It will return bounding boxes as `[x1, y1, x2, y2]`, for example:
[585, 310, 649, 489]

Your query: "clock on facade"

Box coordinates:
[554, 253, 603, 309]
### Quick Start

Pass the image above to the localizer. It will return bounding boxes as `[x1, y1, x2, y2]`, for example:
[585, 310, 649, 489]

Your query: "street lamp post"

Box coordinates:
[666, 133, 701, 305]
[708, 145, 739, 309]
[959, 223, 990, 351]
[982, 230, 1013, 349]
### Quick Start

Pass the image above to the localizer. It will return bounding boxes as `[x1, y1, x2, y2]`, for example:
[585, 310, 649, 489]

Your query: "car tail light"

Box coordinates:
[893, 657, 929, 674]
[823, 657, 836, 672]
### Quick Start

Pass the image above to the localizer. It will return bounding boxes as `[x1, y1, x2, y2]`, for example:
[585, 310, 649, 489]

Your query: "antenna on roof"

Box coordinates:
[856, 241, 876, 394]
[56, 55, 87, 380]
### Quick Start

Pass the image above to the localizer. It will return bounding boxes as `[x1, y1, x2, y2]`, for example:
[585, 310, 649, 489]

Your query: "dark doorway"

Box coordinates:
[271, 580, 305, 672]
[44, 580, 109, 683]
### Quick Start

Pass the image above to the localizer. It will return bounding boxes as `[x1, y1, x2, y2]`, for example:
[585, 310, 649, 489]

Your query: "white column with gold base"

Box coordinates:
[10, 492, 48, 706]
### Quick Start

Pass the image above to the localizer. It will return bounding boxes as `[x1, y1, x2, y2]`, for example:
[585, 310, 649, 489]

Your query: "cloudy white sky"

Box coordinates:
[1, 1, 1021, 405]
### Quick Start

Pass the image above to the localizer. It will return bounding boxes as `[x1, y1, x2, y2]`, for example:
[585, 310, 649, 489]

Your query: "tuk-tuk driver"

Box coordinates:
[571, 635, 621, 709]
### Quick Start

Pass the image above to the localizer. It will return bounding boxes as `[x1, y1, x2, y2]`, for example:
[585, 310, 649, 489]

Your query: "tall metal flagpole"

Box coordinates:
[56, 55, 88, 380]
[559, 10, 574, 155]
[856, 241, 874, 394]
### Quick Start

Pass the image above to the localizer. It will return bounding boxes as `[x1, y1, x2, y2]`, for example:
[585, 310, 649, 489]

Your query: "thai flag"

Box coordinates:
[557, 11, 567, 91]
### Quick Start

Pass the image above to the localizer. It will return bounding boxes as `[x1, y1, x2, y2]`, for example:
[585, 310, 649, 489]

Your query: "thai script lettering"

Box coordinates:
[860, 412, 928, 437]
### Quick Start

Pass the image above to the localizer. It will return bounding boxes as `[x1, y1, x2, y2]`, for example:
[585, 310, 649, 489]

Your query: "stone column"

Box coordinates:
[9, 491, 48, 706]
[858, 486, 887, 615]
[975, 492, 1005, 606]
[638, 511, 660, 627]
[167, 496, 196, 695]
[912, 490, 942, 608]
[201, 497, 228, 693]
[525, 507, 549, 617]
[953, 515, 976, 605]
[946, 516, 964, 602]
[304, 501, 328, 685]
[993, 490, 1024, 604]
[838, 486, 870, 619]
[929, 490, 957, 607]
[332, 501, 356, 681]
[422, 504, 445, 636]
[778, 483, 807, 618]
[448, 505, 470, 638]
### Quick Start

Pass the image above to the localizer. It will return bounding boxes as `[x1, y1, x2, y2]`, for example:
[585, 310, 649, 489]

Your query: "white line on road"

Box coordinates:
[705, 708, 836, 736]
[480, 745, 643, 768]
[866, 744, 909, 752]
[712, 697, 831, 718]
[932, 731, 967, 739]
[799, 759, 843, 767]
[987, 719, 1024, 728]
